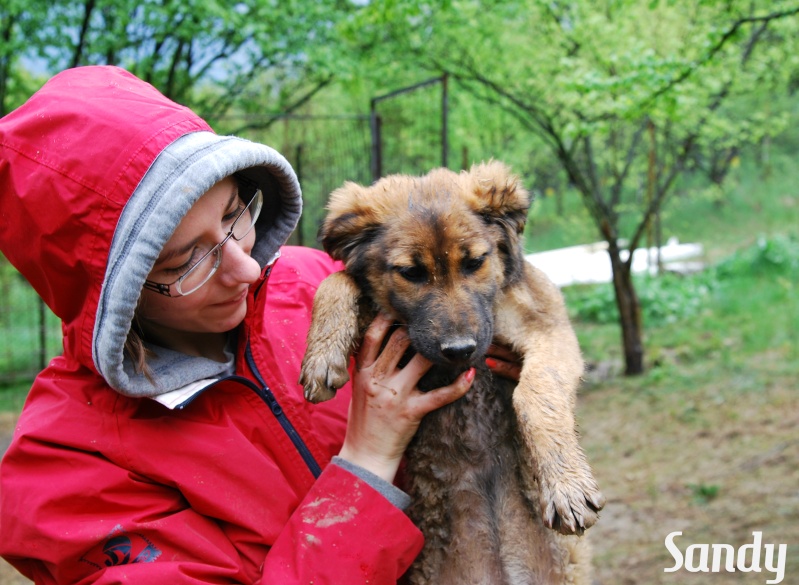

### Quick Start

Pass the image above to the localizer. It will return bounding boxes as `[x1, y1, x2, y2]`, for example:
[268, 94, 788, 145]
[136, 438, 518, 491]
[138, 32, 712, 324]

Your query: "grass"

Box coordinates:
[521, 145, 799, 378]
[568, 234, 798, 372]
[0, 266, 61, 383]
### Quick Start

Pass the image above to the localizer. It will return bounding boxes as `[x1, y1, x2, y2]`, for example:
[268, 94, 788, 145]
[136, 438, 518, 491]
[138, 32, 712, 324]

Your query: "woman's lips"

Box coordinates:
[213, 289, 248, 307]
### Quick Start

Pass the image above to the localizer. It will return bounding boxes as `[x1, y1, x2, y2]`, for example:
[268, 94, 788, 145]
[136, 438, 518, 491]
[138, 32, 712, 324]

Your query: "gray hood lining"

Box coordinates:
[93, 131, 302, 396]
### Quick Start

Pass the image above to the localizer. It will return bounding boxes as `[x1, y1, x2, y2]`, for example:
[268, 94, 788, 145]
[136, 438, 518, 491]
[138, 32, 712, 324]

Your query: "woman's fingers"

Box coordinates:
[485, 357, 522, 381]
[356, 313, 394, 370]
[485, 343, 523, 382]
[358, 317, 430, 384]
[486, 343, 518, 363]
[408, 367, 475, 417]
[393, 348, 433, 388]
[340, 315, 478, 482]
[373, 327, 414, 377]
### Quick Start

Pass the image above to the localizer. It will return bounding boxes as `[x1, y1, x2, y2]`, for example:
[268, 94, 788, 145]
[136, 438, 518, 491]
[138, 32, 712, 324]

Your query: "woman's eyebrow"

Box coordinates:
[156, 184, 239, 265]
[224, 185, 239, 210]
[156, 236, 200, 266]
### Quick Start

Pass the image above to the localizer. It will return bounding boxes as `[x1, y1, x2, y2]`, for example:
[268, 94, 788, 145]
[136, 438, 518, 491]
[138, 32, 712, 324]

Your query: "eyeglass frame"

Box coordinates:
[143, 186, 263, 297]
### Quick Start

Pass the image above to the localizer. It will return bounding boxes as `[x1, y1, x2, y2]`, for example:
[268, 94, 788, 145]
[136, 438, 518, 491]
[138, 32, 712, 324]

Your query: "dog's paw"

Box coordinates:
[538, 466, 606, 536]
[300, 354, 351, 403]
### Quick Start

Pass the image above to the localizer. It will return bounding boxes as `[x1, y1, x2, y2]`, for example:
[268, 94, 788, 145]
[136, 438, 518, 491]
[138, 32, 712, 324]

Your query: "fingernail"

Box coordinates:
[485, 358, 498, 369]
[464, 367, 476, 383]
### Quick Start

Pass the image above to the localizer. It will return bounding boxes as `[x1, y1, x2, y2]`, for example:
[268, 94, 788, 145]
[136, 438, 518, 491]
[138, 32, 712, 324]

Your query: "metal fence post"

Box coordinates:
[294, 144, 304, 247]
[442, 73, 449, 168]
[370, 100, 382, 183]
[38, 297, 47, 371]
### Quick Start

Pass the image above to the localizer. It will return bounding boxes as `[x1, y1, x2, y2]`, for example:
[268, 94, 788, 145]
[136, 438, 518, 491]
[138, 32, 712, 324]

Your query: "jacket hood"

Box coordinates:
[0, 66, 302, 396]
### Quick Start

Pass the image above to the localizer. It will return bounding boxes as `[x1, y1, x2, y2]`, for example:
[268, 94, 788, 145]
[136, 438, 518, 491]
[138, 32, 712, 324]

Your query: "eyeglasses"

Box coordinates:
[143, 187, 263, 297]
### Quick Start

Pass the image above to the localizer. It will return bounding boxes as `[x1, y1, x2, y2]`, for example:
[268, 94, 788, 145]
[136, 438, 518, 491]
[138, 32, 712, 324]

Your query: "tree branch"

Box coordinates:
[71, 0, 96, 68]
[224, 75, 336, 134]
[610, 121, 647, 208]
[627, 132, 696, 254]
[642, 5, 799, 106]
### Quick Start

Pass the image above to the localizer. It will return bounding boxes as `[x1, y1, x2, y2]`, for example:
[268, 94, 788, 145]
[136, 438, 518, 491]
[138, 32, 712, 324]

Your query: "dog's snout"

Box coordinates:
[440, 338, 477, 362]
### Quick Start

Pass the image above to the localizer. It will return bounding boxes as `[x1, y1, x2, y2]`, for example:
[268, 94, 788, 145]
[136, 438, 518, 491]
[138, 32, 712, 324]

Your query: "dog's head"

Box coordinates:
[320, 161, 530, 367]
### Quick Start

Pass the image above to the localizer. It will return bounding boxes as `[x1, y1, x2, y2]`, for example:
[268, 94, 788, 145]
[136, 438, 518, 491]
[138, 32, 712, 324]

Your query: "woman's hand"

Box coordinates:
[338, 314, 475, 483]
[485, 343, 523, 382]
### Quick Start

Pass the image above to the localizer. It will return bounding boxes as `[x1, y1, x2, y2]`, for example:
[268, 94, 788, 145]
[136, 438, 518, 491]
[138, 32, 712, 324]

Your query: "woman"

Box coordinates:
[0, 67, 518, 584]
[0, 66, 519, 584]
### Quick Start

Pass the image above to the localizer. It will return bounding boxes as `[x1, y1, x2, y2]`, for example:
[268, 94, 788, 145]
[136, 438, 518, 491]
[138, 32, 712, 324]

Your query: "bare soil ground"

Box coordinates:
[0, 366, 796, 585]
[580, 361, 798, 585]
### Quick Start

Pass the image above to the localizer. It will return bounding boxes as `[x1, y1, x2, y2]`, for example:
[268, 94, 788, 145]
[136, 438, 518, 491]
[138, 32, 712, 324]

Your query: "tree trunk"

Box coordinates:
[607, 243, 645, 375]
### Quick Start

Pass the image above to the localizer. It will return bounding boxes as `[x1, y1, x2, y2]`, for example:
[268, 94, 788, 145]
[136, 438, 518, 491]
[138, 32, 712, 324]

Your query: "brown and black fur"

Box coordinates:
[300, 161, 605, 585]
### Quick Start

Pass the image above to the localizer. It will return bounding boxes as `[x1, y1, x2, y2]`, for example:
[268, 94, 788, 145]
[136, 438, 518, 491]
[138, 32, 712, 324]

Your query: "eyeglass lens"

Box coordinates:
[175, 189, 263, 295]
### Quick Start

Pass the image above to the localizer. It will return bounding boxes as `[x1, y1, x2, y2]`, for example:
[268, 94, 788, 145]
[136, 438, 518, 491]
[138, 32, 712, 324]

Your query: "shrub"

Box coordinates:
[565, 273, 714, 327]
[715, 233, 799, 278]
[564, 234, 798, 327]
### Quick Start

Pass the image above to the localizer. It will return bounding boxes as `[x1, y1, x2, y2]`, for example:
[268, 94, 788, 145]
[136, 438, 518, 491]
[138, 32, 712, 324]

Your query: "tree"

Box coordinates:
[0, 0, 51, 115]
[2, 0, 356, 123]
[346, 0, 799, 374]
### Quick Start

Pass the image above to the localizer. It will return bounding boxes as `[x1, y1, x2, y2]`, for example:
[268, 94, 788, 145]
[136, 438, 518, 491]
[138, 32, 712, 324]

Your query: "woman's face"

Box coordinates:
[138, 177, 262, 344]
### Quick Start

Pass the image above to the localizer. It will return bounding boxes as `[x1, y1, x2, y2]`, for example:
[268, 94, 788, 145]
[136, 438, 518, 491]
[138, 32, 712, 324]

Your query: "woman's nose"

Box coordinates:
[218, 237, 261, 285]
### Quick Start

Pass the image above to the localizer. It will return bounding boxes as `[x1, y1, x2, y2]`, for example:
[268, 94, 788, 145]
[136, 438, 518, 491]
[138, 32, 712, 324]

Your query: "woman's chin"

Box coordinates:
[207, 300, 248, 332]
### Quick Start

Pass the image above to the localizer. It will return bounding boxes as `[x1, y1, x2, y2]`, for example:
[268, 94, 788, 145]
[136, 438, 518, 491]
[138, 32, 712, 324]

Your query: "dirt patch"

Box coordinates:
[0, 561, 29, 585]
[578, 373, 799, 585]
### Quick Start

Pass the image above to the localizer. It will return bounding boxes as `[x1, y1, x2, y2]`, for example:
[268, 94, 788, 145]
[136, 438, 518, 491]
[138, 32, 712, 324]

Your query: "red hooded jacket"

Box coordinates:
[0, 67, 423, 584]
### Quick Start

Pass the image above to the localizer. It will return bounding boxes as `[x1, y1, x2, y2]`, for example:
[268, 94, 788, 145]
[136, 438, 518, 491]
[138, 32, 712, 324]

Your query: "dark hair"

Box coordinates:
[123, 316, 155, 380]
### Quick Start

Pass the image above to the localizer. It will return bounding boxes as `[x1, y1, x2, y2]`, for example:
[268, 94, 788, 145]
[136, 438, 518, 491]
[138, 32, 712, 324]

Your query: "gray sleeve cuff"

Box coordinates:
[331, 456, 412, 510]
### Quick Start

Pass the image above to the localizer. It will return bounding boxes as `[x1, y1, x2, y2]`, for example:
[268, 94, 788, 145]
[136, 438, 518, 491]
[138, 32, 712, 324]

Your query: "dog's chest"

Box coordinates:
[405, 370, 520, 494]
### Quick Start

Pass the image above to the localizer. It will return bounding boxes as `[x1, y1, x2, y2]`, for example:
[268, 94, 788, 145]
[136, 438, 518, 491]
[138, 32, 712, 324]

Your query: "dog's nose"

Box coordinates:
[440, 338, 477, 362]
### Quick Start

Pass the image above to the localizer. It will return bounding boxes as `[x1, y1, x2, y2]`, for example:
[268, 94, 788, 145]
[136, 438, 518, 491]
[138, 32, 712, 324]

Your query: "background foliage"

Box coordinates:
[1, 0, 798, 376]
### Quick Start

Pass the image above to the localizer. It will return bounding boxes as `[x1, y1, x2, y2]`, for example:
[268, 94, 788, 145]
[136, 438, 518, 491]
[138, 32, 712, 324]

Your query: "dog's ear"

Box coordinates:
[468, 160, 531, 235]
[319, 181, 381, 263]
[467, 161, 531, 284]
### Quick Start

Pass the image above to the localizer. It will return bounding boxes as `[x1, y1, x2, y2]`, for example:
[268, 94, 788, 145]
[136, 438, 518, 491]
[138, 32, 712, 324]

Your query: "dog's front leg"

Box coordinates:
[496, 268, 605, 536]
[300, 271, 363, 403]
[512, 334, 605, 536]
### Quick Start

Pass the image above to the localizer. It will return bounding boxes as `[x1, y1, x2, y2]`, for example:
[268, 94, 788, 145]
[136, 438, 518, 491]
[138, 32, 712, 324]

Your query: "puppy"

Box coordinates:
[301, 161, 604, 584]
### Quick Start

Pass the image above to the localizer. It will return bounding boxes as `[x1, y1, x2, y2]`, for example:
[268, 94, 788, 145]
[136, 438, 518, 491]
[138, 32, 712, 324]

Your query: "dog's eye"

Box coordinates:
[462, 255, 486, 274]
[394, 265, 428, 283]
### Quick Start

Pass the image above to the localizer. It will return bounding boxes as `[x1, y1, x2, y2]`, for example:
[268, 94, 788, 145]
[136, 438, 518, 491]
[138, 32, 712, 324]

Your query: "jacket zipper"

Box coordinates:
[252, 262, 274, 300]
[244, 343, 322, 478]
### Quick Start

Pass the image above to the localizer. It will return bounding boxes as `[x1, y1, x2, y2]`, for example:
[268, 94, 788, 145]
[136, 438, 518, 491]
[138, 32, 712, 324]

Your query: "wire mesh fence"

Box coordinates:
[371, 75, 448, 180]
[233, 114, 373, 248]
[0, 256, 61, 384]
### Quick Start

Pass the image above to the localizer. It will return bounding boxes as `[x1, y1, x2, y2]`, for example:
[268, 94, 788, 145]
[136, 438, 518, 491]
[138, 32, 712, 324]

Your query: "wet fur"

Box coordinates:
[300, 162, 604, 584]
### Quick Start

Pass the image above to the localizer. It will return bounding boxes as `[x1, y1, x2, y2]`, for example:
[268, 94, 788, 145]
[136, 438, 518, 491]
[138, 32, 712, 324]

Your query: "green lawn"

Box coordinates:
[524, 149, 799, 260]
[519, 144, 798, 380]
